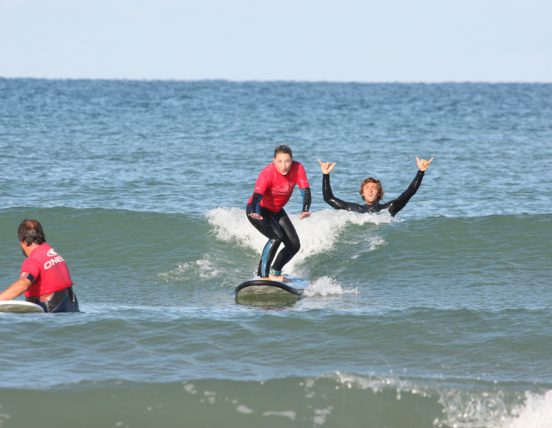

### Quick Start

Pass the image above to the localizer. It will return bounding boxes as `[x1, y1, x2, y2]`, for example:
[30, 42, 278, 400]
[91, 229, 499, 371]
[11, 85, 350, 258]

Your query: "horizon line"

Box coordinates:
[1, 75, 551, 85]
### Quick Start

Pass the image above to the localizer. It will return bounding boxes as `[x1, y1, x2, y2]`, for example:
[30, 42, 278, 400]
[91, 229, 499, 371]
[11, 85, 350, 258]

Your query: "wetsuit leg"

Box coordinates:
[270, 209, 301, 273]
[47, 287, 80, 313]
[257, 238, 281, 277]
[247, 205, 283, 277]
[26, 287, 80, 313]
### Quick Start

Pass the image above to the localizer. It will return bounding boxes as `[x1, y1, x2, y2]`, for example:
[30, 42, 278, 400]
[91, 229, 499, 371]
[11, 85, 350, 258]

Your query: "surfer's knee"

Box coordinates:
[266, 237, 282, 250]
[287, 239, 300, 255]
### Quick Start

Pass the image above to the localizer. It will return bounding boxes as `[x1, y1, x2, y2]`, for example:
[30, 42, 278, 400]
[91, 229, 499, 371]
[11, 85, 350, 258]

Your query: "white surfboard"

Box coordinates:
[0, 300, 44, 313]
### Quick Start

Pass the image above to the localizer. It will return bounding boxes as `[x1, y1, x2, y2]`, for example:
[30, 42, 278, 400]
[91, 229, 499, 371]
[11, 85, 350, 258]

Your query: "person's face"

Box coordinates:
[273, 153, 293, 175]
[362, 182, 380, 204]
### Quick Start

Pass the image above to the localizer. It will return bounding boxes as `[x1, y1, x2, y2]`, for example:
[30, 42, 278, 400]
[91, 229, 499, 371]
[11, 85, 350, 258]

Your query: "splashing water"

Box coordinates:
[206, 207, 391, 274]
[303, 276, 358, 297]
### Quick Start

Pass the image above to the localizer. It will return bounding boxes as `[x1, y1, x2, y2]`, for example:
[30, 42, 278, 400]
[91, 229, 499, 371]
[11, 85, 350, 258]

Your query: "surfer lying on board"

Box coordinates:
[0, 219, 80, 312]
[318, 156, 433, 216]
[247, 145, 311, 282]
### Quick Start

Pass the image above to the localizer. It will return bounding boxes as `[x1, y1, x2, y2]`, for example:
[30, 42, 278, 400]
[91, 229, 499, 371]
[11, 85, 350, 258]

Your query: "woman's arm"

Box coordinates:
[299, 187, 312, 219]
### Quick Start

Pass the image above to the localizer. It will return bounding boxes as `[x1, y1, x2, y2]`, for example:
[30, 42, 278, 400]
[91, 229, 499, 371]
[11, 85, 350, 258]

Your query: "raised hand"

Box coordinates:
[416, 156, 434, 172]
[318, 159, 336, 174]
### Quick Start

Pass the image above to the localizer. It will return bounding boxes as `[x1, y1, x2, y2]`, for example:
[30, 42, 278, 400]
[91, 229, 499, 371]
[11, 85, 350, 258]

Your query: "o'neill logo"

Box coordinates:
[44, 248, 65, 270]
[47, 248, 58, 257]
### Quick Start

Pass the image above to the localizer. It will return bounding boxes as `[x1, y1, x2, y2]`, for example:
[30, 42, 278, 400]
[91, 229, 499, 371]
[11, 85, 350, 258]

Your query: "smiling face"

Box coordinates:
[359, 178, 383, 204]
[362, 182, 380, 204]
[273, 152, 293, 175]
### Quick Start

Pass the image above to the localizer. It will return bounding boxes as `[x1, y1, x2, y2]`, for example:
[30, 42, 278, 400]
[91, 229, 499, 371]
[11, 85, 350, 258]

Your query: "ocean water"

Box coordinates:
[0, 79, 551, 428]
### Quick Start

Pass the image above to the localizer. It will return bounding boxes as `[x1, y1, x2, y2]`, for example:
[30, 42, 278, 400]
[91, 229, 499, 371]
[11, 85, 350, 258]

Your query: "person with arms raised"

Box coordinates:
[318, 156, 433, 216]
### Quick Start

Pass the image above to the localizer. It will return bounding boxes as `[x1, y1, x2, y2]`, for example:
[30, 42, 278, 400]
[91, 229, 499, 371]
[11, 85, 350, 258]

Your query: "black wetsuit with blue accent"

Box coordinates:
[322, 171, 425, 216]
[246, 188, 311, 278]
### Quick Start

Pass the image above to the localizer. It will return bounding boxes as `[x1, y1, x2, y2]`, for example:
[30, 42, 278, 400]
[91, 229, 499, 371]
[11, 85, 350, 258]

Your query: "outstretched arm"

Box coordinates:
[247, 192, 264, 220]
[319, 161, 360, 211]
[0, 276, 32, 301]
[387, 156, 433, 216]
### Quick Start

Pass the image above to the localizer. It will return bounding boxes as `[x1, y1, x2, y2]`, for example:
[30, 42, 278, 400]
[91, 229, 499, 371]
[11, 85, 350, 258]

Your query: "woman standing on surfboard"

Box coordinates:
[247, 145, 311, 282]
[318, 156, 433, 216]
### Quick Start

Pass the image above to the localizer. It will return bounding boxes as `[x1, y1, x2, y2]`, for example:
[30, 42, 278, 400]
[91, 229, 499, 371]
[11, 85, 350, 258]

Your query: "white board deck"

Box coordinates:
[0, 300, 44, 313]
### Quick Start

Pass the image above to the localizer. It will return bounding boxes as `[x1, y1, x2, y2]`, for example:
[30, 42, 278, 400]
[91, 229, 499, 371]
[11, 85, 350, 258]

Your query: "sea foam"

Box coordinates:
[206, 207, 391, 274]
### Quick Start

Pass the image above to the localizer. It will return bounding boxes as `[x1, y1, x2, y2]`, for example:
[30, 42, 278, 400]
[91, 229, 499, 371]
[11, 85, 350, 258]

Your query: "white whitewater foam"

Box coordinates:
[435, 387, 552, 428]
[500, 390, 552, 428]
[158, 255, 220, 282]
[303, 276, 358, 297]
[236, 404, 254, 414]
[206, 207, 391, 274]
[331, 371, 425, 397]
[262, 410, 296, 420]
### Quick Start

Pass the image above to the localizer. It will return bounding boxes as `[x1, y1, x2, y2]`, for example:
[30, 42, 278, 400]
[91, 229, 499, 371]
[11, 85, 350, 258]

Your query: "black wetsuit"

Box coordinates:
[26, 287, 80, 313]
[246, 188, 311, 278]
[322, 171, 425, 216]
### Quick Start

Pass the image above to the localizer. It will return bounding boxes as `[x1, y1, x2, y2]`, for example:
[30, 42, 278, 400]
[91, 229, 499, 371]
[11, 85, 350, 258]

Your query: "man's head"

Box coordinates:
[18, 219, 46, 246]
[359, 177, 384, 204]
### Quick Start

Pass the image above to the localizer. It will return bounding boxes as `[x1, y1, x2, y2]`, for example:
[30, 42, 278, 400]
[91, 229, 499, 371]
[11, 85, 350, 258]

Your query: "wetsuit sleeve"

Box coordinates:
[249, 192, 263, 214]
[300, 187, 311, 212]
[387, 171, 425, 216]
[296, 162, 311, 212]
[295, 162, 310, 189]
[322, 174, 358, 211]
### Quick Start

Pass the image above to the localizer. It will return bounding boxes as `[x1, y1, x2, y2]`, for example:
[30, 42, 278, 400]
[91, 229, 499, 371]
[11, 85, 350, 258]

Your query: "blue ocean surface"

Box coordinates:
[1, 79, 551, 427]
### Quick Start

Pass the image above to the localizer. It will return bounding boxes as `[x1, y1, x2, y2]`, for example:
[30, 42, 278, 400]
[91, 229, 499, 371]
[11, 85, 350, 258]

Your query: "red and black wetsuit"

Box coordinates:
[247, 161, 311, 278]
[21, 243, 79, 312]
[322, 171, 425, 216]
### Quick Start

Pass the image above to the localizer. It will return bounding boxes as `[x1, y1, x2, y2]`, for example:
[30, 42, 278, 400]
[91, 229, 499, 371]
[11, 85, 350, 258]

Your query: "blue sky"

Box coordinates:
[1, 0, 550, 82]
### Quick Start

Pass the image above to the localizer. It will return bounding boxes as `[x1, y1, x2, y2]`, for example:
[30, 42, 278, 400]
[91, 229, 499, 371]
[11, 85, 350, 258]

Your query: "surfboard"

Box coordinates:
[235, 276, 309, 306]
[0, 300, 45, 314]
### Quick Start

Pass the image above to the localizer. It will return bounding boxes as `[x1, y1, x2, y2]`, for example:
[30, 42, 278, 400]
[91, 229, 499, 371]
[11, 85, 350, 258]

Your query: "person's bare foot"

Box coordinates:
[268, 274, 287, 282]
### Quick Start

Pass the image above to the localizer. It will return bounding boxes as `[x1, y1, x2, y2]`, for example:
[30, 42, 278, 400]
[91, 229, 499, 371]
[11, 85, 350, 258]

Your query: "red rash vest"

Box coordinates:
[248, 161, 310, 213]
[21, 243, 73, 298]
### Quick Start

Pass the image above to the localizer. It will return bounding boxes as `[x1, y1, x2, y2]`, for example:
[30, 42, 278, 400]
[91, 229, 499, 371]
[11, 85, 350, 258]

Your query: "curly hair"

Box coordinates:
[359, 177, 384, 202]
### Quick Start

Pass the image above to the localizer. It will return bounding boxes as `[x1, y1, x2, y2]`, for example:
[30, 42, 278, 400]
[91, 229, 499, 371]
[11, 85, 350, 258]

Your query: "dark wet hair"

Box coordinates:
[273, 145, 293, 158]
[359, 177, 384, 202]
[18, 219, 46, 245]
